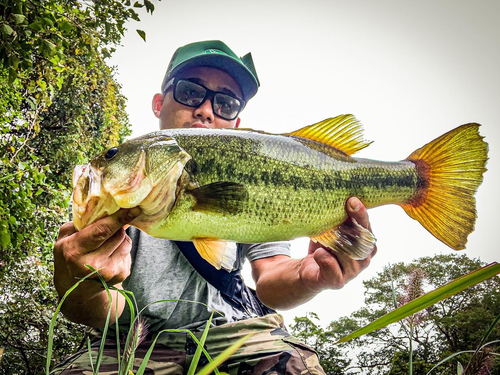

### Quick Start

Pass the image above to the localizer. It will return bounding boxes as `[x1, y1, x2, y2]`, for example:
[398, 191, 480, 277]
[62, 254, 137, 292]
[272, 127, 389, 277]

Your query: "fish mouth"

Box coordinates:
[71, 149, 192, 231]
[72, 163, 121, 230]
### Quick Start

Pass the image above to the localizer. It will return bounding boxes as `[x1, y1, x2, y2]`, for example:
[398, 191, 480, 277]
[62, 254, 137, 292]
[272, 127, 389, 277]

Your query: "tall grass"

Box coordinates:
[46, 267, 252, 374]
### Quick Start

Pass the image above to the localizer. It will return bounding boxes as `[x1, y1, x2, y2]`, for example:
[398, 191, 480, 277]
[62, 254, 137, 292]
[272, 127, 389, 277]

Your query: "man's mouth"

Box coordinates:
[191, 123, 208, 129]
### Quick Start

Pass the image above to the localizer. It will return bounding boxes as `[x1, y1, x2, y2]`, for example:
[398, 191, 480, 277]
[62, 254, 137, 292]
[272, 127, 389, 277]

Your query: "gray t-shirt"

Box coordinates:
[119, 228, 290, 332]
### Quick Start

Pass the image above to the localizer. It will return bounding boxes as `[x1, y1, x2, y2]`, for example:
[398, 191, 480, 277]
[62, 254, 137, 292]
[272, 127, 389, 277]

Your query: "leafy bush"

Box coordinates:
[0, 0, 157, 372]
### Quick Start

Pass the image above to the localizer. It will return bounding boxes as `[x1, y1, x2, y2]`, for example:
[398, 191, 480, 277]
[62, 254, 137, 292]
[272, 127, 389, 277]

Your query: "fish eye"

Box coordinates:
[104, 147, 118, 160]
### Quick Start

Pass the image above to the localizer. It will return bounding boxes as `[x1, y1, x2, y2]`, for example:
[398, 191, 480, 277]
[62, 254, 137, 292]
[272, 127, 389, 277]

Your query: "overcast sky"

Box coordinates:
[109, 0, 500, 328]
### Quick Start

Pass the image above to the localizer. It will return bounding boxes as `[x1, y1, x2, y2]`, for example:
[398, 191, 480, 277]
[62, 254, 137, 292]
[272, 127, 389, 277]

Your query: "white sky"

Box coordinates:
[109, 0, 500, 329]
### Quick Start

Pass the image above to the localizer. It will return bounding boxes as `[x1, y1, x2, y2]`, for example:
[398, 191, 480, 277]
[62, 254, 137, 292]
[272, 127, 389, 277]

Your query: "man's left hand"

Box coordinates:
[251, 197, 376, 309]
[301, 197, 376, 293]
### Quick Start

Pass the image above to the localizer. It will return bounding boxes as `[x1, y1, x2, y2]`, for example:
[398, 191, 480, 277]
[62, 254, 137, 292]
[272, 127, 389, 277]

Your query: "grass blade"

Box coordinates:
[188, 312, 214, 375]
[45, 268, 102, 374]
[135, 328, 219, 375]
[87, 267, 114, 374]
[425, 350, 475, 374]
[196, 333, 254, 375]
[337, 262, 500, 344]
[87, 336, 94, 372]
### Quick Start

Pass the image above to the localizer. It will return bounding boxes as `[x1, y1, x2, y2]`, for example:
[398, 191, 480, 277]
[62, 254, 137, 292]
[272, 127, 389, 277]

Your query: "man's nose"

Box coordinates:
[193, 98, 214, 123]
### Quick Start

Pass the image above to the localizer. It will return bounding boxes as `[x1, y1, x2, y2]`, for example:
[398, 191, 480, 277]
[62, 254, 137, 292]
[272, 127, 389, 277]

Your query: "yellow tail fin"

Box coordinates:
[403, 123, 488, 250]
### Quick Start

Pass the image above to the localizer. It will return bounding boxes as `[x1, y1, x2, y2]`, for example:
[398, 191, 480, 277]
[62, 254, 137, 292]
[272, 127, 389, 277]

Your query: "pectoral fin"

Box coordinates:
[189, 182, 248, 215]
[311, 219, 376, 260]
[192, 237, 237, 270]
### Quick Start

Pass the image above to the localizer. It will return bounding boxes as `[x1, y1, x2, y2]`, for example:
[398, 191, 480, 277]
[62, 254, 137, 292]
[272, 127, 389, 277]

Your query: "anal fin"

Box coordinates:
[311, 219, 376, 260]
[192, 237, 237, 271]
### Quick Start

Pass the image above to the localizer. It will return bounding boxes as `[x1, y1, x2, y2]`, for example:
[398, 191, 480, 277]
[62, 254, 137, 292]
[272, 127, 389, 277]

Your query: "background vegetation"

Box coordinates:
[290, 254, 500, 374]
[0, 0, 155, 372]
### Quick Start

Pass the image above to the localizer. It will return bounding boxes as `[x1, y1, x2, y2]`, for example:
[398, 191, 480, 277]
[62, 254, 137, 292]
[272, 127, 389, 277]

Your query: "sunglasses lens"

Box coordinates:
[173, 79, 243, 120]
[214, 94, 241, 120]
[175, 80, 206, 107]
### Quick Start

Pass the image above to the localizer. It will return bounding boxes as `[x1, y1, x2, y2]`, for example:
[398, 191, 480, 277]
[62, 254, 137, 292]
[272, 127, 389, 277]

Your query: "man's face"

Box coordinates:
[153, 66, 244, 130]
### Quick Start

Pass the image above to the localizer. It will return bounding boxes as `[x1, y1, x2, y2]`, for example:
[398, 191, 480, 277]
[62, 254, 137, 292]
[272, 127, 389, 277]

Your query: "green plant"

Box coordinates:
[46, 268, 252, 374]
[337, 262, 500, 374]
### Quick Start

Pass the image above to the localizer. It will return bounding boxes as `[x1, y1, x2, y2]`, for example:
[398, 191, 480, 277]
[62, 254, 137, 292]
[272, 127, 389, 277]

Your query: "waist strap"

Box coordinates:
[175, 241, 276, 317]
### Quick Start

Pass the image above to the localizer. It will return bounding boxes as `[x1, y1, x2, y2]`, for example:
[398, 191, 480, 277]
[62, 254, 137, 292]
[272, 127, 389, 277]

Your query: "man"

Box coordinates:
[53, 40, 376, 374]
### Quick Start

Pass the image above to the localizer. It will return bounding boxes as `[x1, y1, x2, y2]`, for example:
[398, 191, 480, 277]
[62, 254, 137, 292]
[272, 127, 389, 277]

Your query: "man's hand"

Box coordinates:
[302, 197, 376, 292]
[251, 197, 376, 309]
[53, 207, 140, 327]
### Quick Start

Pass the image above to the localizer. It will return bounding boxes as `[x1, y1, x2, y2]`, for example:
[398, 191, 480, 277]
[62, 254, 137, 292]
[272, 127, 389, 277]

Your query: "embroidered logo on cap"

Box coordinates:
[205, 49, 225, 55]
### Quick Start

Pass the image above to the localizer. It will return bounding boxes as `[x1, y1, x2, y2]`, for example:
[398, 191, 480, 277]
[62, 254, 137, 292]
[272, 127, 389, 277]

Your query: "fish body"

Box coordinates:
[72, 115, 488, 269]
[147, 130, 416, 242]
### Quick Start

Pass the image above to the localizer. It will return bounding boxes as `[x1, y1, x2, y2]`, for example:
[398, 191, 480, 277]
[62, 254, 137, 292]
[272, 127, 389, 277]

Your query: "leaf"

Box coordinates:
[133, 1, 144, 7]
[43, 40, 56, 52]
[143, 0, 154, 13]
[1, 24, 14, 36]
[187, 312, 214, 375]
[59, 20, 73, 33]
[29, 21, 42, 31]
[0, 220, 11, 249]
[46, 268, 103, 374]
[337, 262, 500, 344]
[12, 14, 26, 24]
[196, 333, 254, 375]
[10, 55, 20, 69]
[37, 79, 47, 92]
[8, 67, 17, 84]
[136, 29, 146, 42]
[101, 47, 111, 58]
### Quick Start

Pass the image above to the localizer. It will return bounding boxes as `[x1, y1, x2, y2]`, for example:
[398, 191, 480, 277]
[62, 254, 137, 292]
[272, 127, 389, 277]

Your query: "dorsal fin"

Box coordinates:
[288, 115, 372, 156]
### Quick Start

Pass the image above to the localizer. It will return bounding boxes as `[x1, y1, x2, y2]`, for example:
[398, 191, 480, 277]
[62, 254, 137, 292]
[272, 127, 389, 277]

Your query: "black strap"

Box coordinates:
[175, 241, 276, 317]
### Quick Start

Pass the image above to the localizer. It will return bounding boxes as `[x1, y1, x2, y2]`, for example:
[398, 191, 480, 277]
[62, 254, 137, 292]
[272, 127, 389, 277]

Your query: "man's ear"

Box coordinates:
[235, 118, 241, 128]
[152, 93, 164, 118]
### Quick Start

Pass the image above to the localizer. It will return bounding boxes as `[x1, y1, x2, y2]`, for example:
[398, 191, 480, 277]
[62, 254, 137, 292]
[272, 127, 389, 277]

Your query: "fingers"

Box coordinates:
[346, 197, 377, 258]
[81, 229, 133, 283]
[346, 197, 372, 232]
[313, 247, 372, 289]
[74, 208, 141, 253]
[58, 221, 78, 239]
[309, 196, 376, 289]
[53, 207, 141, 285]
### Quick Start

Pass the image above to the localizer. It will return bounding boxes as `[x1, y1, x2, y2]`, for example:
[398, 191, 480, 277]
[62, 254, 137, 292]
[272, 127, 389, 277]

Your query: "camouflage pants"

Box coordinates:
[51, 314, 325, 374]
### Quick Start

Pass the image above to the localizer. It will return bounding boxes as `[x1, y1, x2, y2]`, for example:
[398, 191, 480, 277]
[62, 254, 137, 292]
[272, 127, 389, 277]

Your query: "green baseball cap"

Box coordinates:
[162, 40, 260, 101]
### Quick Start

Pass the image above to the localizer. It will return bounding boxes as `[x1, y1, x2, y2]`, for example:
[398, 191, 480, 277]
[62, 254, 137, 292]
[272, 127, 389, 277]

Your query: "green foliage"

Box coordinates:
[291, 254, 500, 375]
[46, 272, 246, 374]
[0, 0, 158, 372]
[0, 0, 156, 82]
[290, 312, 350, 374]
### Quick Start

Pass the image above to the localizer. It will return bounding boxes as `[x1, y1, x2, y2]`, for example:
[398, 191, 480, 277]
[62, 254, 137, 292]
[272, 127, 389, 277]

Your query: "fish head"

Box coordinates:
[72, 134, 191, 230]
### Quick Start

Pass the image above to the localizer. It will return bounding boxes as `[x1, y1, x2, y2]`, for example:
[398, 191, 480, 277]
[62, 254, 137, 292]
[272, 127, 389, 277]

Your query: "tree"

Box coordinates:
[290, 312, 350, 375]
[291, 254, 500, 375]
[0, 0, 158, 372]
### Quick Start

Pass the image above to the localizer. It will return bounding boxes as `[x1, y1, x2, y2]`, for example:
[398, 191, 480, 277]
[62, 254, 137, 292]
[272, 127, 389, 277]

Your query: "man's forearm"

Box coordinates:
[54, 268, 125, 329]
[252, 256, 320, 310]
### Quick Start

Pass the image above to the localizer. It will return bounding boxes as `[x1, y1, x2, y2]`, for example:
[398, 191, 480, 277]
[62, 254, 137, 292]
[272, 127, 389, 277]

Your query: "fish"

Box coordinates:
[72, 115, 488, 270]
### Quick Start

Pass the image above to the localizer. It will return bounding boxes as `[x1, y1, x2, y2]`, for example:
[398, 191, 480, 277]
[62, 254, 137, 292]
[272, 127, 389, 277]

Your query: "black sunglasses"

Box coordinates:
[164, 78, 245, 121]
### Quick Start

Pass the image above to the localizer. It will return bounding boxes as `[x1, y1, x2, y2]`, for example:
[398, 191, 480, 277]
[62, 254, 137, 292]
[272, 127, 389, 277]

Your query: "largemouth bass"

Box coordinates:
[72, 115, 488, 269]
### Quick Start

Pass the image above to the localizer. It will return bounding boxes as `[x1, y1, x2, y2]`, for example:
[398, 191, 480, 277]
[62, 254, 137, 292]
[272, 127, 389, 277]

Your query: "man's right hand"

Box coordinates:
[53, 207, 141, 328]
